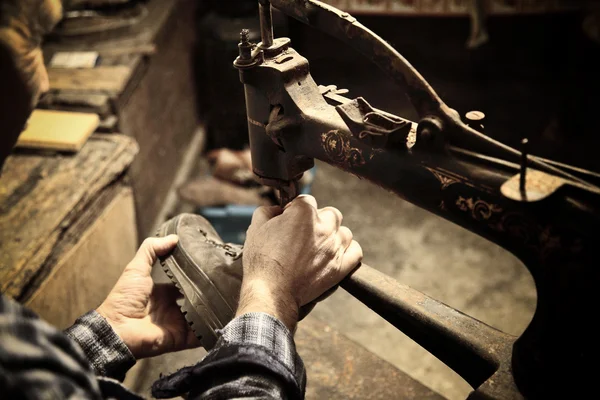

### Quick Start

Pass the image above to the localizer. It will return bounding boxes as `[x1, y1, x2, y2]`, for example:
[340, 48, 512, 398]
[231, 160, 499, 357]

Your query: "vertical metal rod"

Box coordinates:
[259, 0, 274, 48]
[520, 138, 528, 193]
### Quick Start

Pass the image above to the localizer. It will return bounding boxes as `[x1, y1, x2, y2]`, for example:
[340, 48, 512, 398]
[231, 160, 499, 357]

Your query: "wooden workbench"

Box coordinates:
[41, 0, 201, 238]
[0, 134, 139, 328]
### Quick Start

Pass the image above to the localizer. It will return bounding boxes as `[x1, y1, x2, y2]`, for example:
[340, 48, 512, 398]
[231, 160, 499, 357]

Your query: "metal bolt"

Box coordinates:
[520, 138, 528, 193]
[466, 110, 485, 121]
[417, 116, 443, 143]
[237, 29, 252, 62]
[240, 29, 250, 44]
[465, 110, 485, 132]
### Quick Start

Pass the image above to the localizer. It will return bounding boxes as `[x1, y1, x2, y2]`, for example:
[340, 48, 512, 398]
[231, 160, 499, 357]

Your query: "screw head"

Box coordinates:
[465, 110, 485, 121]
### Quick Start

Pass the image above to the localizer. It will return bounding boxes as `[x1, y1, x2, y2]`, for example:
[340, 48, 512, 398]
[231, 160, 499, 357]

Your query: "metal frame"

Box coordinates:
[234, 1, 600, 398]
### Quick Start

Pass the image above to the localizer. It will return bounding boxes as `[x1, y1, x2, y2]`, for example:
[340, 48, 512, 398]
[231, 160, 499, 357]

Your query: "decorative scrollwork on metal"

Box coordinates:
[454, 196, 569, 260]
[321, 130, 365, 168]
[456, 196, 503, 221]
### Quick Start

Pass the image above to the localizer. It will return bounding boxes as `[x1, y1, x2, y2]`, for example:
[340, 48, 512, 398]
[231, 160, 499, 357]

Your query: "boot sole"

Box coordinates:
[157, 215, 232, 350]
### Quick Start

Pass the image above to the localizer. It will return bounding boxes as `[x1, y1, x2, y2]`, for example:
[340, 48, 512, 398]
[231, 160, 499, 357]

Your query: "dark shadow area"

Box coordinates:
[285, 12, 600, 172]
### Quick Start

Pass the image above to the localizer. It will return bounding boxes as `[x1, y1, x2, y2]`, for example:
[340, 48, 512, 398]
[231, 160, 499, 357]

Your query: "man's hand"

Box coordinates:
[238, 195, 363, 330]
[97, 235, 200, 359]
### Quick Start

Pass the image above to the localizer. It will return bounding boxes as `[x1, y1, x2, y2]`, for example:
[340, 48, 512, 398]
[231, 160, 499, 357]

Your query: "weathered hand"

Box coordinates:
[238, 195, 363, 330]
[97, 235, 200, 359]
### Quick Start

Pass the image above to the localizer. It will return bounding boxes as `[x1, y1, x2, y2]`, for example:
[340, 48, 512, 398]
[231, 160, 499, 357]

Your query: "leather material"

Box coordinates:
[157, 213, 243, 348]
[174, 214, 243, 321]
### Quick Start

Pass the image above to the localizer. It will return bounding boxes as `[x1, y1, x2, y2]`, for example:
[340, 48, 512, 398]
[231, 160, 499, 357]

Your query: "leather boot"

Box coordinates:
[156, 213, 244, 350]
[157, 213, 327, 350]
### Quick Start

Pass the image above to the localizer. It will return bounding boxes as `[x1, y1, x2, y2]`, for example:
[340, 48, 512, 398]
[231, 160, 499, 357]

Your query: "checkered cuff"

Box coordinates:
[218, 312, 304, 383]
[65, 310, 135, 381]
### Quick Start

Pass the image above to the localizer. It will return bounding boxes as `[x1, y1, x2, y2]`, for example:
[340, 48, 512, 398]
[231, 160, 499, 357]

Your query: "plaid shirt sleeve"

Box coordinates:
[64, 310, 136, 381]
[152, 312, 306, 400]
[0, 294, 103, 399]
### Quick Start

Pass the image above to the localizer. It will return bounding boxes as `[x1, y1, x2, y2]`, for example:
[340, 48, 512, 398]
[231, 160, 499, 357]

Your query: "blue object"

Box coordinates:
[197, 167, 316, 244]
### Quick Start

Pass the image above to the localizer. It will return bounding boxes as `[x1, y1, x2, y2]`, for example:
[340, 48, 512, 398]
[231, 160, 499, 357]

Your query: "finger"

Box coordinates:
[340, 240, 363, 275]
[134, 235, 179, 267]
[337, 226, 353, 248]
[318, 206, 343, 230]
[285, 194, 318, 211]
[250, 205, 283, 229]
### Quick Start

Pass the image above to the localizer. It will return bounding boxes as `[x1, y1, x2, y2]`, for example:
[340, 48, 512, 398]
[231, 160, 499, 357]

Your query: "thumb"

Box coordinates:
[132, 235, 179, 267]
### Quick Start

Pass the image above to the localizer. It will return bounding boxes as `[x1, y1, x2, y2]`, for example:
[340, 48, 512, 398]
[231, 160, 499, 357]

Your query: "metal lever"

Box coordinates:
[340, 263, 515, 390]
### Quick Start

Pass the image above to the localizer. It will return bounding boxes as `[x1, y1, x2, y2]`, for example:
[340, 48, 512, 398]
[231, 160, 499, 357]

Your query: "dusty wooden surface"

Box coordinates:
[40, 0, 200, 238]
[0, 134, 138, 299]
[115, 0, 200, 236]
[26, 186, 137, 329]
[48, 66, 133, 94]
[41, 0, 180, 116]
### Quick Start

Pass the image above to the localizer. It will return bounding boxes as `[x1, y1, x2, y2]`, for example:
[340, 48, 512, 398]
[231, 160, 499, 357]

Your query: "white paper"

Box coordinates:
[50, 51, 99, 69]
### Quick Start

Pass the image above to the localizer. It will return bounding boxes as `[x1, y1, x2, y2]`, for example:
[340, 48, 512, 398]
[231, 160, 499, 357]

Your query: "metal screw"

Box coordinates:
[520, 138, 528, 193]
[237, 29, 253, 62]
[240, 29, 250, 44]
[465, 110, 485, 121]
[465, 110, 485, 132]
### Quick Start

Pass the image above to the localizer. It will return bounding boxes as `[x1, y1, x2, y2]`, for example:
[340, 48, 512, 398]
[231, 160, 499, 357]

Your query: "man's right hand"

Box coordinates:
[238, 195, 363, 330]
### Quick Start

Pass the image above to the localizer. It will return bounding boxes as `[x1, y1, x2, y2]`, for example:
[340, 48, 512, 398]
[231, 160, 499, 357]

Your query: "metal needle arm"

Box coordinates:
[258, 0, 274, 48]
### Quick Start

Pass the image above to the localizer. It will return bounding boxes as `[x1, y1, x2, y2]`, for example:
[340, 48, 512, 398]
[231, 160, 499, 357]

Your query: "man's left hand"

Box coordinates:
[97, 235, 200, 359]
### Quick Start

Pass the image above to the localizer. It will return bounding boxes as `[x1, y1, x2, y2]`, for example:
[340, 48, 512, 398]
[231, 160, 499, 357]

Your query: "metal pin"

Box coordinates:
[520, 138, 528, 193]
[258, 0, 274, 48]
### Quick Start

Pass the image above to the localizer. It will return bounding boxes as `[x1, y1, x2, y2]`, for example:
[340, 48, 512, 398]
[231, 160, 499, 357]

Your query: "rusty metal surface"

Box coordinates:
[341, 265, 516, 391]
[296, 315, 446, 400]
[235, 1, 600, 398]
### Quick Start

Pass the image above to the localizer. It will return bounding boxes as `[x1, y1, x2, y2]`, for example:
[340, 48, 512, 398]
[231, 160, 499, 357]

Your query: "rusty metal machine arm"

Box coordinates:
[234, 1, 600, 398]
[267, 0, 592, 186]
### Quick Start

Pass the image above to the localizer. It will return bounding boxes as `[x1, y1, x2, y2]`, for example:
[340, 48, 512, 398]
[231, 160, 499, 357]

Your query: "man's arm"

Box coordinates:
[64, 310, 136, 381]
[66, 234, 201, 381]
[152, 195, 363, 399]
[154, 312, 306, 400]
[0, 235, 200, 400]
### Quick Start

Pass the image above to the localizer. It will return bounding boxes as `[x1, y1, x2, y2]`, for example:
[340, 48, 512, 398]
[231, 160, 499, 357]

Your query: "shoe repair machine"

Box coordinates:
[234, 1, 600, 398]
